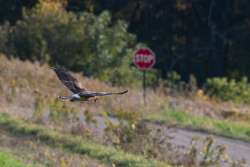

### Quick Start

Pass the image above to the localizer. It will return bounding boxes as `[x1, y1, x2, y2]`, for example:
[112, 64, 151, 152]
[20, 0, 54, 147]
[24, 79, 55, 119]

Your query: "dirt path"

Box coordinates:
[86, 115, 250, 165]
[167, 128, 250, 165]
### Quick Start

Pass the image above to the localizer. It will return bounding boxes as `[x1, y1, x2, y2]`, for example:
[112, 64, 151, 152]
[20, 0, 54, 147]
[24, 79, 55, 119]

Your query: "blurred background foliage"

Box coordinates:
[0, 0, 158, 87]
[1, 0, 250, 101]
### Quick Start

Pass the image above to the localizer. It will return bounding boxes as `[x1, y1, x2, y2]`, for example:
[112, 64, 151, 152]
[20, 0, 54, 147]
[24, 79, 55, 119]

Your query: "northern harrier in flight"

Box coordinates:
[52, 67, 128, 102]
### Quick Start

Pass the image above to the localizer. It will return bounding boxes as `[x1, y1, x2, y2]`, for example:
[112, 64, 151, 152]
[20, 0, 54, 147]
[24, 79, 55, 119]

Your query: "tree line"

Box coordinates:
[0, 0, 250, 86]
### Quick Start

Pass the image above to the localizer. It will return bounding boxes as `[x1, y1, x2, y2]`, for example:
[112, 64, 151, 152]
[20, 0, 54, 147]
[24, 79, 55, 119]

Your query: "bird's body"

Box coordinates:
[52, 67, 128, 102]
[58, 94, 88, 101]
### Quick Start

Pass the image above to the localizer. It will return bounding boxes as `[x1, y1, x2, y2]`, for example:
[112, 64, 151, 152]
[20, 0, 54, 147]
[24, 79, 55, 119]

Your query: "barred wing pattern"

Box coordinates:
[52, 67, 85, 93]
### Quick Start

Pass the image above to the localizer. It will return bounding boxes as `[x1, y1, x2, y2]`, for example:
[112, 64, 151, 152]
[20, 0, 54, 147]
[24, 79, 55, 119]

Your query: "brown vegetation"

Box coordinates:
[0, 54, 249, 166]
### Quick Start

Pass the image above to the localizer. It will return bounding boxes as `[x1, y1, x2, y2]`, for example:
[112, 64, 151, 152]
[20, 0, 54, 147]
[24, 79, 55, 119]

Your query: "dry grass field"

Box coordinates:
[0, 54, 249, 166]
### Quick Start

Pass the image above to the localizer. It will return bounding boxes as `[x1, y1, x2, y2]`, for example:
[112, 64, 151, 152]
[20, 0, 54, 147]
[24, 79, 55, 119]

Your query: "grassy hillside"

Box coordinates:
[0, 54, 249, 166]
[0, 54, 166, 118]
[0, 127, 107, 167]
[0, 151, 31, 167]
[0, 54, 172, 166]
[1, 53, 250, 122]
[147, 109, 250, 142]
[0, 112, 169, 167]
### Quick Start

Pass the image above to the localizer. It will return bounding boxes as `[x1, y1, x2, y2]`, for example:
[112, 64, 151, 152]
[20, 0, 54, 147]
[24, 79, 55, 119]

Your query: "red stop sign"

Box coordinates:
[133, 48, 156, 70]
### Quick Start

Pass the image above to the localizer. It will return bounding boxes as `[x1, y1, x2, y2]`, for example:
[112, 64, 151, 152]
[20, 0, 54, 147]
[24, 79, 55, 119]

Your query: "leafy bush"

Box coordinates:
[103, 110, 177, 162]
[0, 0, 154, 86]
[159, 71, 198, 96]
[205, 77, 250, 103]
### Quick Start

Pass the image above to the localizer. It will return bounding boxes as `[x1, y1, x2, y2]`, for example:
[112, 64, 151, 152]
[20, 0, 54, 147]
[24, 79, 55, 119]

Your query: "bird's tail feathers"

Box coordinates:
[112, 90, 128, 95]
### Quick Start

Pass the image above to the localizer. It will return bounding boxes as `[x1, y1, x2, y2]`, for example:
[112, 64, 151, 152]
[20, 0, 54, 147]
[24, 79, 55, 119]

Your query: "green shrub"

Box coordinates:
[205, 77, 250, 103]
[0, 0, 157, 86]
[159, 71, 198, 96]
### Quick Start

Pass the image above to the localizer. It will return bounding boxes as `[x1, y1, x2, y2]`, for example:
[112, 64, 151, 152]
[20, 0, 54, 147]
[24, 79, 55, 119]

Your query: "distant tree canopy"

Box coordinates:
[91, 0, 250, 84]
[0, 0, 250, 85]
[0, 1, 159, 86]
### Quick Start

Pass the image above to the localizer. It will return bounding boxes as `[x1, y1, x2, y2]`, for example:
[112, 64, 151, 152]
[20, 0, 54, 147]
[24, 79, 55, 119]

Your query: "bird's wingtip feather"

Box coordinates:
[122, 90, 128, 94]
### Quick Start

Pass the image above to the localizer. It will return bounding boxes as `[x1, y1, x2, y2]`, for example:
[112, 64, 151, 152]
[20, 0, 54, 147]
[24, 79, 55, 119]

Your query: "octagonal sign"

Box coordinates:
[133, 48, 156, 70]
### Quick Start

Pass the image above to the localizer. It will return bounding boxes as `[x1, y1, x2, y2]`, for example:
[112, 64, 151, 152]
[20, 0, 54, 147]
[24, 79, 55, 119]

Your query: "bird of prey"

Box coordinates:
[51, 67, 128, 102]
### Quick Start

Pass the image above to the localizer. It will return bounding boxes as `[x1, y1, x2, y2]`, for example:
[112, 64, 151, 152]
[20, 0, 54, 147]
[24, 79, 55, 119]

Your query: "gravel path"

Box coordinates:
[168, 128, 250, 165]
[90, 115, 250, 165]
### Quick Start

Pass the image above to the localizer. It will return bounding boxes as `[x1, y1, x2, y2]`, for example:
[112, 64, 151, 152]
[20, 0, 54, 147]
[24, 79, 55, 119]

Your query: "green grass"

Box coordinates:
[0, 151, 30, 167]
[0, 112, 171, 167]
[146, 109, 250, 142]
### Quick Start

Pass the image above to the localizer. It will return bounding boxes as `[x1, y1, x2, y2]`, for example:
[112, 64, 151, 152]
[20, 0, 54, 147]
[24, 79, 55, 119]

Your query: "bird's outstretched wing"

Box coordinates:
[52, 67, 86, 93]
[79, 90, 128, 97]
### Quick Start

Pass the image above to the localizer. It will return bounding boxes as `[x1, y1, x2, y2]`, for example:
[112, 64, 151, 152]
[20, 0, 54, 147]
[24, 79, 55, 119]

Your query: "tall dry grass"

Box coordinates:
[1, 53, 250, 124]
[0, 53, 169, 138]
[0, 53, 167, 115]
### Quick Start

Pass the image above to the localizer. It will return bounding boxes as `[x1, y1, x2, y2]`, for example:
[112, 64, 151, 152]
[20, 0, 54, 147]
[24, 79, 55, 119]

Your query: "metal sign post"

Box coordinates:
[133, 48, 156, 105]
[143, 70, 146, 105]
